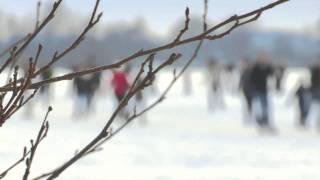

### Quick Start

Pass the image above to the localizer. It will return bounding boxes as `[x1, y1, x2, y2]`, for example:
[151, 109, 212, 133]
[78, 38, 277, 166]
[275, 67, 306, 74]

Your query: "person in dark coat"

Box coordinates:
[250, 52, 275, 132]
[72, 63, 101, 118]
[295, 81, 312, 127]
[310, 63, 320, 130]
[274, 65, 285, 92]
[239, 59, 253, 123]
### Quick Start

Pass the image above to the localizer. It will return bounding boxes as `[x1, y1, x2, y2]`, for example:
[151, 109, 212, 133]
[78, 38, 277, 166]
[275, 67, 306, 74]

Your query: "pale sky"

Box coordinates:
[1, 0, 320, 35]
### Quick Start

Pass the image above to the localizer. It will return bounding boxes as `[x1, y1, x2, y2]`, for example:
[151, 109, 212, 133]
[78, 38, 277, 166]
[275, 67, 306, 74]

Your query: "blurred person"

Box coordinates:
[111, 67, 131, 119]
[310, 62, 320, 131]
[72, 66, 89, 118]
[239, 58, 253, 124]
[250, 52, 275, 133]
[88, 70, 102, 111]
[206, 58, 224, 112]
[294, 79, 312, 128]
[72, 62, 101, 119]
[39, 69, 53, 104]
[84, 56, 102, 113]
[274, 64, 286, 92]
[224, 63, 238, 94]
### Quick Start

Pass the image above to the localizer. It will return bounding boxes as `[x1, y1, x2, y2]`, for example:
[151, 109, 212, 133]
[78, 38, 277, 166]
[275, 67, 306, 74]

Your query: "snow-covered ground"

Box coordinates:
[1, 68, 320, 180]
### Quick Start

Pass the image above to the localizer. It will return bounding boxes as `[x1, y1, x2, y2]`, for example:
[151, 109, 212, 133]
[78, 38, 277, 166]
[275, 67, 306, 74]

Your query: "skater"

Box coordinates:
[250, 52, 275, 133]
[274, 64, 285, 92]
[39, 69, 53, 104]
[111, 68, 131, 119]
[310, 62, 320, 131]
[72, 64, 101, 118]
[294, 80, 312, 128]
[224, 63, 238, 94]
[73, 74, 90, 118]
[239, 59, 253, 124]
[206, 58, 224, 112]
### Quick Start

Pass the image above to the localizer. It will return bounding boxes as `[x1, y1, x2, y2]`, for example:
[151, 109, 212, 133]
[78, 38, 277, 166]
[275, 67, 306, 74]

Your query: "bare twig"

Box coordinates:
[0, 34, 30, 60]
[0, 0, 289, 93]
[0, 0, 63, 74]
[0, 58, 36, 126]
[0, 147, 29, 179]
[0, 107, 52, 179]
[34, 52, 181, 180]
[32, 0, 103, 78]
[32, 0, 204, 179]
[22, 106, 52, 180]
[0, 0, 101, 126]
[0, 0, 289, 179]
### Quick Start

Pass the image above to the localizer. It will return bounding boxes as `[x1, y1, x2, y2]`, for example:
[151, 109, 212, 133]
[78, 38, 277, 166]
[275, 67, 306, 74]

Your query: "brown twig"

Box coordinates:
[32, 0, 103, 78]
[0, 147, 29, 179]
[0, 0, 63, 74]
[0, 107, 52, 179]
[0, 0, 289, 179]
[0, 0, 289, 93]
[22, 106, 52, 180]
[37, 52, 181, 180]
[0, 58, 36, 126]
[0, 34, 30, 61]
[0, 0, 101, 126]
[33, 0, 208, 179]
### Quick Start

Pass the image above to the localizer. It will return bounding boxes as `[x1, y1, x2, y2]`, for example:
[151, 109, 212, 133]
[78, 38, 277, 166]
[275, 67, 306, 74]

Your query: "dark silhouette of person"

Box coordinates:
[310, 64, 320, 101]
[72, 62, 101, 117]
[250, 52, 275, 132]
[206, 58, 224, 111]
[274, 64, 285, 92]
[239, 59, 253, 123]
[39, 69, 53, 103]
[310, 63, 320, 130]
[295, 81, 312, 127]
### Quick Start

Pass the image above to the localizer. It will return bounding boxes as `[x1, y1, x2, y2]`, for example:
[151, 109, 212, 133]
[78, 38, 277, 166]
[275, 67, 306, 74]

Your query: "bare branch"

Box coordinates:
[32, 0, 103, 78]
[22, 107, 52, 180]
[0, 34, 30, 61]
[0, 0, 63, 74]
[0, 107, 52, 179]
[173, 7, 190, 44]
[0, 0, 289, 93]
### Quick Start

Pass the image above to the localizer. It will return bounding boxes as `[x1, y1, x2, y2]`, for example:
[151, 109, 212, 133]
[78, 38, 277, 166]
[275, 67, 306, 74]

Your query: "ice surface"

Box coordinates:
[0, 68, 320, 180]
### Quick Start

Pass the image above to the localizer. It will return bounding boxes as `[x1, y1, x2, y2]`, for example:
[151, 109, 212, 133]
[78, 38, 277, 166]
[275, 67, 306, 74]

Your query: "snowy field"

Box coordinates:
[1, 68, 320, 180]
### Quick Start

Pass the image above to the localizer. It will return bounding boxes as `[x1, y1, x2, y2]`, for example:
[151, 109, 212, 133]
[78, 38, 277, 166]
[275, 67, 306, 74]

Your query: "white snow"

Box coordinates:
[1, 68, 320, 180]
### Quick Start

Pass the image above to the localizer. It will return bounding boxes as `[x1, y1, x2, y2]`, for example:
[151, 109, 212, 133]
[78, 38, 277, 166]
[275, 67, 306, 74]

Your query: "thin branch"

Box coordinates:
[0, 107, 52, 179]
[32, 0, 103, 78]
[0, 34, 30, 60]
[23, 107, 52, 180]
[0, 0, 63, 74]
[32, 1, 213, 178]
[0, 147, 29, 179]
[173, 7, 190, 44]
[0, 0, 289, 93]
[36, 52, 181, 180]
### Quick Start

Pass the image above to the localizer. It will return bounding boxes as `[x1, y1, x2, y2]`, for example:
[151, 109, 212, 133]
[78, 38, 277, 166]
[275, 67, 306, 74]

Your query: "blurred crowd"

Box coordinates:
[204, 51, 320, 134]
[18, 53, 320, 134]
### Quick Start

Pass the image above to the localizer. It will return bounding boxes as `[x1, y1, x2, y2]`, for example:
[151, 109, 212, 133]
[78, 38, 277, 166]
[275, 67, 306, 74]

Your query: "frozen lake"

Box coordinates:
[1, 68, 320, 180]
